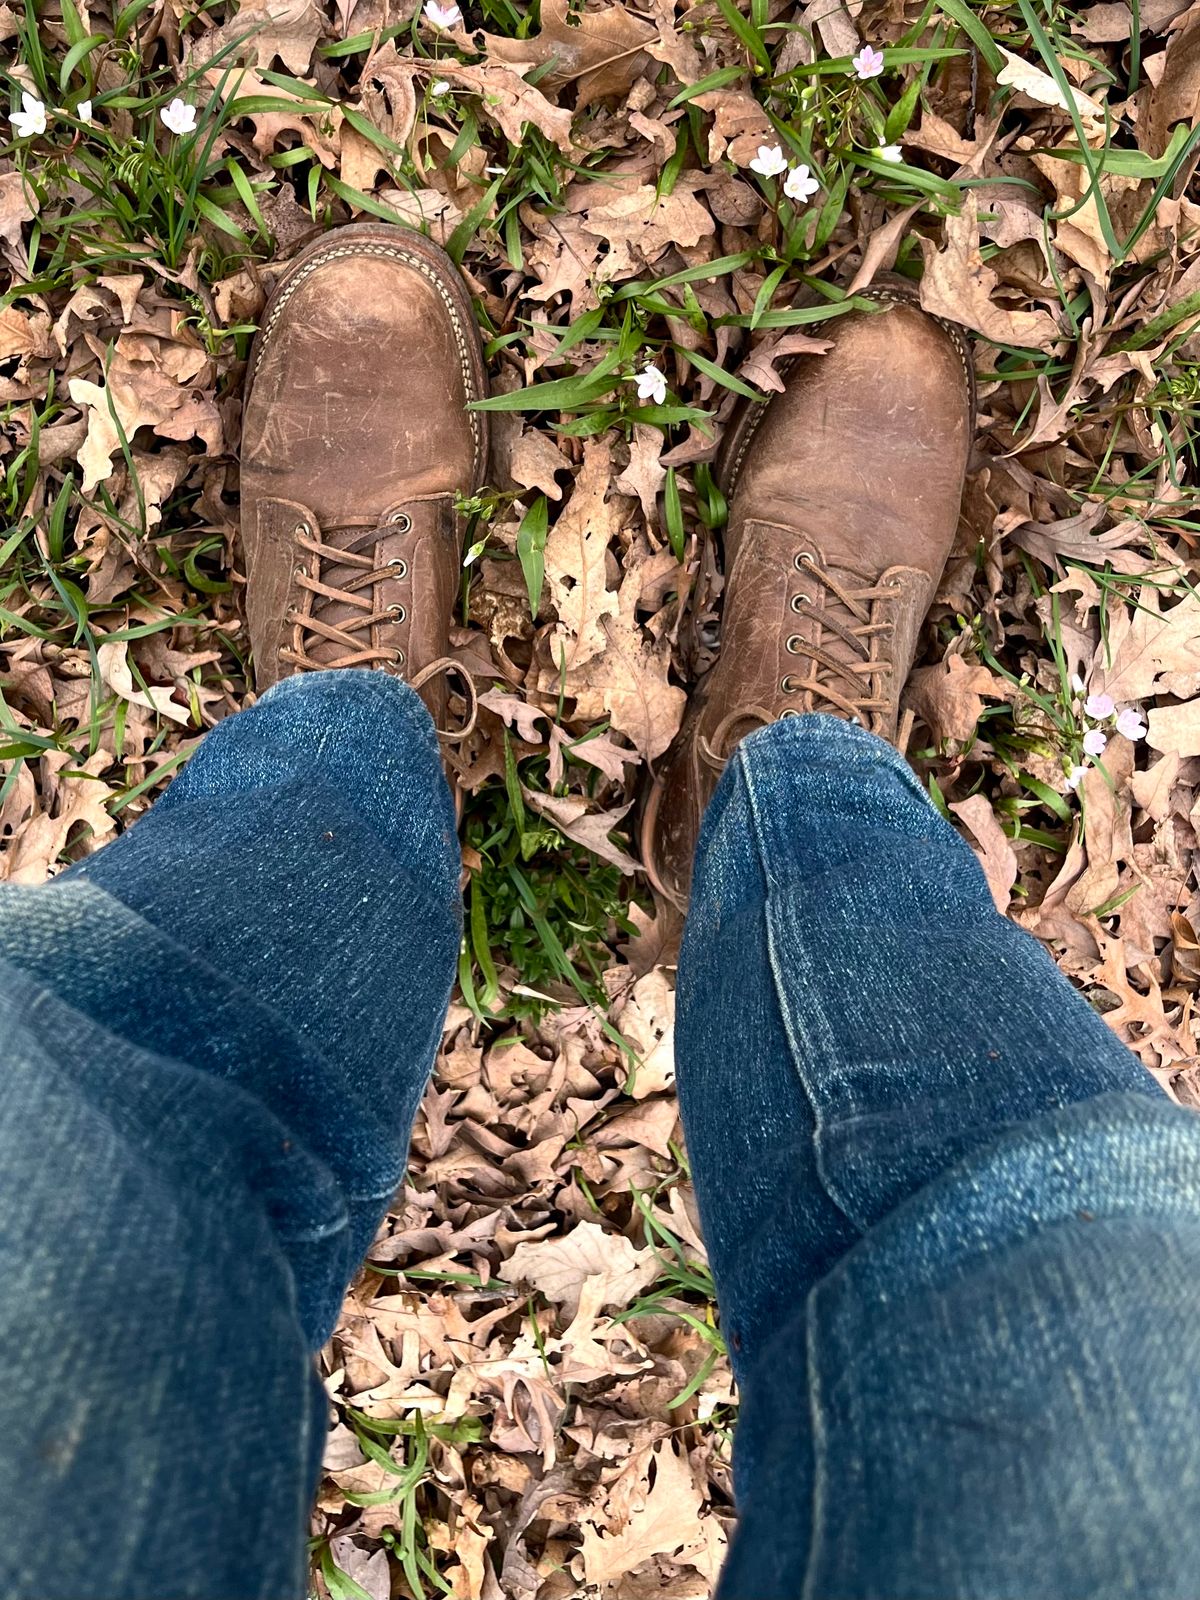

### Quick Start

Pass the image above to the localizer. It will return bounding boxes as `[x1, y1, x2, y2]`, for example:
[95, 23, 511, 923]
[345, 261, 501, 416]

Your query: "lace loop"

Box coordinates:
[699, 705, 777, 770]
[411, 657, 479, 744]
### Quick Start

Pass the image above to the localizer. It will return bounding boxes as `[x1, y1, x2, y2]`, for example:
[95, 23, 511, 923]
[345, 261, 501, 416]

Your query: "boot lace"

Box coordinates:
[281, 516, 410, 672]
[699, 551, 897, 771]
[280, 515, 478, 742]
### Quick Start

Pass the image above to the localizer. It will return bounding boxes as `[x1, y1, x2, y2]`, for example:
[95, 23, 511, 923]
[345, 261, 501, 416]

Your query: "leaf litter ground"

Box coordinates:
[4, 0, 1200, 1593]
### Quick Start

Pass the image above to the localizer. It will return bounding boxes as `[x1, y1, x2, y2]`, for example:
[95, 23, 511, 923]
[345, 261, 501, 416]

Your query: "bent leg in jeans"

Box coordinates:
[3, 674, 1200, 1597]
[681, 714, 1200, 1598]
[0, 671, 461, 1599]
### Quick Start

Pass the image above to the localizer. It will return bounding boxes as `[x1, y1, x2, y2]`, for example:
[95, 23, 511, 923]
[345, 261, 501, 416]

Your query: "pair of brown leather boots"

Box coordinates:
[240, 224, 973, 911]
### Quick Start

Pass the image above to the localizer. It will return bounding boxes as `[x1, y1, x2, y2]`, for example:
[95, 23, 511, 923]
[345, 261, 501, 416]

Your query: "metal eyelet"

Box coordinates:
[793, 551, 814, 570]
[780, 708, 800, 719]
[786, 635, 801, 654]
[388, 603, 406, 621]
[294, 521, 311, 539]
[395, 648, 405, 666]
[387, 511, 413, 533]
[780, 675, 796, 694]
[790, 593, 811, 611]
[387, 557, 408, 577]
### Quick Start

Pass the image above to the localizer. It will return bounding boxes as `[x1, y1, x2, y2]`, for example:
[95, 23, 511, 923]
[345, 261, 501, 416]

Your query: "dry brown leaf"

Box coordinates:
[1078, 0, 1191, 41]
[693, 89, 772, 167]
[544, 438, 621, 668]
[1140, 8, 1200, 153]
[475, 0, 657, 107]
[328, 1538, 389, 1600]
[0, 750, 117, 884]
[548, 726, 638, 786]
[904, 654, 1002, 742]
[499, 1220, 661, 1316]
[801, 0, 859, 57]
[918, 193, 1061, 348]
[645, 0, 704, 84]
[1131, 751, 1182, 819]
[578, 179, 714, 272]
[950, 794, 1018, 912]
[477, 687, 550, 744]
[504, 423, 568, 501]
[68, 344, 222, 493]
[0, 170, 36, 248]
[1066, 740, 1136, 918]
[614, 969, 676, 1099]
[359, 40, 419, 147]
[520, 787, 638, 874]
[1093, 584, 1200, 701]
[1148, 698, 1200, 756]
[614, 424, 667, 524]
[417, 56, 576, 151]
[98, 641, 191, 725]
[0, 305, 52, 361]
[550, 566, 687, 762]
[578, 1439, 725, 1591]
[193, 0, 323, 73]
[737, 330, 832, 395]
[996, 43, 1106, 120]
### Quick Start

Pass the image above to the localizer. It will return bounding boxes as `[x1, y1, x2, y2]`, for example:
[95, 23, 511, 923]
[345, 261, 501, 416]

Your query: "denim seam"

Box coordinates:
[801, 1293, 827, 1600]
[735, 744, 862, 1236]
[735, 740, 853, 1600]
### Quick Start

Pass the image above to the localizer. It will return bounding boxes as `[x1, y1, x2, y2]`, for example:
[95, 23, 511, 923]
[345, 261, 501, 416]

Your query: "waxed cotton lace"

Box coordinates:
[699, 553, 897, 770]
[281, 518, 477, 742]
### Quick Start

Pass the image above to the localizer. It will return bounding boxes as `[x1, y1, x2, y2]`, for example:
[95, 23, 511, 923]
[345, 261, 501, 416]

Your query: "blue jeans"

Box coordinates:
[1, 671, 1197, 1599]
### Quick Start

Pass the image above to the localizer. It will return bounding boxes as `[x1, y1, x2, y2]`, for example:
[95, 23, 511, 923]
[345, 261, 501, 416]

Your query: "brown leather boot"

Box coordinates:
[240, 223, 488, 721]
[641, 290, 974, 910]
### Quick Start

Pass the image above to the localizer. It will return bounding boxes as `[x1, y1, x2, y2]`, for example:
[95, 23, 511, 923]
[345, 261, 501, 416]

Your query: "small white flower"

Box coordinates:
[1065, 764, 1088, 791]
[160, 97, 197, 135]
[749, 143, 788, 178]
[484, 165, 506, 175]
[1116, 707, 1147, 741]
[783, 163, 820, 203]
[423, 0, 463, 27]
[1084, 692, 1115, 720]
[633, 364, 667, 406]
[1083, 727, 1108, 758]
[1071, 672, 1085, 694]
[852, 44, 885, 79]
[430, 79, 451, 96]
[10, 91, 47, 140]
[76, 98, 93, 123]
[877, 142, 903, 163]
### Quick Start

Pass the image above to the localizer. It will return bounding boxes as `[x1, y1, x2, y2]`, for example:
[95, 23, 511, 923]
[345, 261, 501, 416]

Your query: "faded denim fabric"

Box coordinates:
[682, 718, 1200, 1598]
[0, 672, 460, 1599]
[1, 675, 1199, 1600]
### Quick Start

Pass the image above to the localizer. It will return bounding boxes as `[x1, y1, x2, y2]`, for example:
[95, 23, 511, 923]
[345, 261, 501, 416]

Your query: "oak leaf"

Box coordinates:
[578, 1439, 726, 1590]
[499, 1220, 661, 1316]
[918, 193, 1060, 348]
[544, 437, 620, 668]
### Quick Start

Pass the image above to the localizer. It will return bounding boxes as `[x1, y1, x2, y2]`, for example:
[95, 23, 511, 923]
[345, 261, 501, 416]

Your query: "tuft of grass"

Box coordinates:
[459, 734, 640, 1028]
